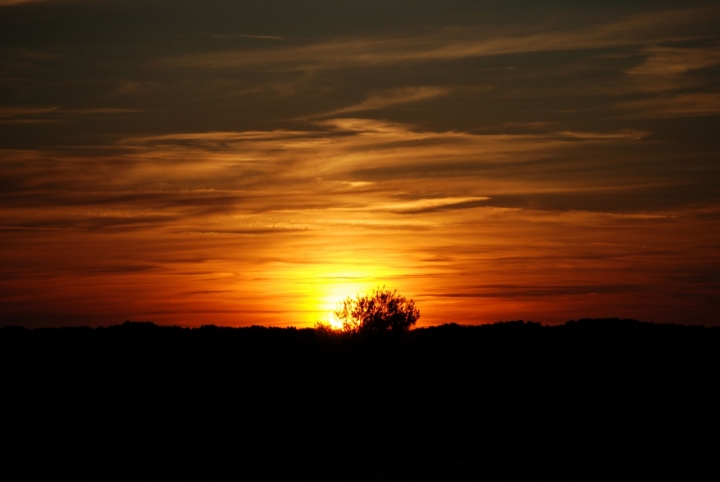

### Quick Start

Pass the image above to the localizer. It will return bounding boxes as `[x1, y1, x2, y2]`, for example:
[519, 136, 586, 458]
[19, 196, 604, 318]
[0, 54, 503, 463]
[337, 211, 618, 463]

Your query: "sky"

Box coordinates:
[1, 0, 719, 328]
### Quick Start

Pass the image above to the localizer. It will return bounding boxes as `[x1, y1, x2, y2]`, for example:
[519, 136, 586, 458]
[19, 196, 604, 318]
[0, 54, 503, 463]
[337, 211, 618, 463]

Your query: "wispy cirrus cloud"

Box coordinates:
[309, 86, 449, 118]
[158, 6, 720, 71]
[0, 106, 141, 123]
[625, 46, 720, 92]
[328, 196, 490, 214]
[618, 92, 720, 118]
[0, 0, 74, 5]
[0, 119, 650, 228]
[0, 106, 59, 117]
[208, 33, 289, 41]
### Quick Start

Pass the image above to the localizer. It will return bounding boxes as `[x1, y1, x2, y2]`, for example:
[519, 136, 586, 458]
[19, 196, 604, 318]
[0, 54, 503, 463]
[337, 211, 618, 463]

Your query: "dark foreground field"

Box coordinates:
[2, 319, 719, 480]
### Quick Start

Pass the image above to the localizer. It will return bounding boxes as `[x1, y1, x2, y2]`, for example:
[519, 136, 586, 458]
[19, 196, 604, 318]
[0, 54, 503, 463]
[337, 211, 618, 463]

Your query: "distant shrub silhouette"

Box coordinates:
[314, 321, 341, 337]
[326, 287, 420, 336]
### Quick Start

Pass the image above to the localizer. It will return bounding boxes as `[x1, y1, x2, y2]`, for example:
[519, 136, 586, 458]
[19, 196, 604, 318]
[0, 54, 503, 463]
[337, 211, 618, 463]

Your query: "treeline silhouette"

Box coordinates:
[3, 319, 719, 480]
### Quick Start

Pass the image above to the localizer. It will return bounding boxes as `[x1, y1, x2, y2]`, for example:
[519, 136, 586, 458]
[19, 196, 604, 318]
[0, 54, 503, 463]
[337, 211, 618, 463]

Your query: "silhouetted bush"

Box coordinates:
[330, 287, 420, 336]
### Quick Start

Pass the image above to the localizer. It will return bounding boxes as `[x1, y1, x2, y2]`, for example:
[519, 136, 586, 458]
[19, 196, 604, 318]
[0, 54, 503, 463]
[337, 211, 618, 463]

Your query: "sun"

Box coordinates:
[326, 312, 344, 331]
[285, 263, 394, 328]
[313, 278, 371, 329]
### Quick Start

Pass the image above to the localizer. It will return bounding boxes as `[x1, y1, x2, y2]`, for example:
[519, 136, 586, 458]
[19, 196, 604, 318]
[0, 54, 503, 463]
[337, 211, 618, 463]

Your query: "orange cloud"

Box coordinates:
[618, 92, 720, 118]
[309, 86, 449, 118]
[624, 47, 720, 92]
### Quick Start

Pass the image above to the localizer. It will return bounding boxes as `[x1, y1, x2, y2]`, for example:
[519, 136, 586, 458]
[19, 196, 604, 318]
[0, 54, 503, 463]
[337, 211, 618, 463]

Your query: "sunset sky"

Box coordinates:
[1, 0, 719, 327]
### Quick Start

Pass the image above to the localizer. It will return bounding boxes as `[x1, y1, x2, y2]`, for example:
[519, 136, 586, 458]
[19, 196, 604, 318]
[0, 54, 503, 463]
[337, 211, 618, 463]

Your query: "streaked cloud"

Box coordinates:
[0, 0, 78, 5]
[0, 120, 652, 236]
[625, 46, 720, 92]
[159, 6, 720, 71]
[618, 92, 720, 118]
[0, 106, 59, 117]
[628, 47, 720, 79]
[0, 0, 44, 5]
[209, 34, 288, 41]
[0, 106, 141, 123]
[310, 86, 449, 118]
[328, 197, 491, 214]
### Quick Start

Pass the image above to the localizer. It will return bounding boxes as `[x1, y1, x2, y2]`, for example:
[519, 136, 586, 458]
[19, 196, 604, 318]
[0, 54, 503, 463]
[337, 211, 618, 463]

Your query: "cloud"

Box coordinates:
[628, 47, 720, 78]
[0, 106, 59, 118]
[157, 6, 720, 71]
[422, 283, 644, 299]
[625, 47, 720, 92]
[310, 86, 449, 118]
[0, 120, 650, 238]
[70, 108, 140, 115]
[328, 197, 491, 214]
[209, 34, 288, 41]
[0, 106, 62, 124]
[120, 130, 313, 146]
[0, 106, 140, 123]
[618, 92, 720, 118]
[0, 0, 75, 5]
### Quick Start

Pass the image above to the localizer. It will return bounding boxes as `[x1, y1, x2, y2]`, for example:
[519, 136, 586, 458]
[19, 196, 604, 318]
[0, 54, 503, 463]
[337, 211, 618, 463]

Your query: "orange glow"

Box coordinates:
[2, 185, 718, 327]
[2, 3, 720, 328]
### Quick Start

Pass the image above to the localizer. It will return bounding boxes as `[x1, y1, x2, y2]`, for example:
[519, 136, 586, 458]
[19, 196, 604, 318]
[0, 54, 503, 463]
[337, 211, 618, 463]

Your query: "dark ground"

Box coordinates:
[2, 319, 719, 480]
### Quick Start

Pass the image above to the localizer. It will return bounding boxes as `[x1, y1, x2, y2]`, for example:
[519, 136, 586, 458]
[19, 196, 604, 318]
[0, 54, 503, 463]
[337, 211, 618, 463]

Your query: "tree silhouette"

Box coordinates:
[331, 287, 420, 336]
